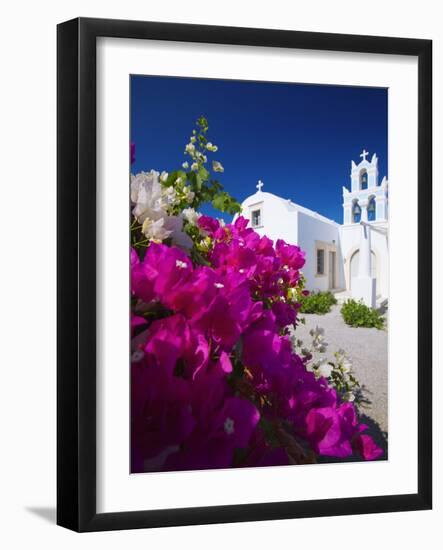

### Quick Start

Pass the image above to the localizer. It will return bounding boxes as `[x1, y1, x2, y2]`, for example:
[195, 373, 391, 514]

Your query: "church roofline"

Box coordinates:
[242, 190, 339, 226]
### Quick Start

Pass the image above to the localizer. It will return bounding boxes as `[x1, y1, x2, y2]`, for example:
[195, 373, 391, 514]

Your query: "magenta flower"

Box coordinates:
[352, 433, 383, 460]
[131, 360, 196, 471]
[164, 396, 260, 471]
[197, 215, 220, 235]
[144, 314, 209, 379]
[271, 300, 297, 328]
[275, 239, 306, 270]
[131, 243, 192, 304]
[242, 310, 293, 376]
[130, 212, 383, 470]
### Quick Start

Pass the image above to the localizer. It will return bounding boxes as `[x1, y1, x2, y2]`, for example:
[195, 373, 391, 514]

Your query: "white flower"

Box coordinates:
[310, 326, 325, 338]
[310, 325, 328, 353]
[131, 349, 144, 362]
[182, 161, 189, 169]
[343, 391, 355, 402]
[212, 161, 224, 173]
[163, 215, 193, 249]
[184, 187, 195, 203]
[185, 143, 195, 154]
[181, 208, 200, 226]
[191, 162, 199, 171]
[286, 326, 302, 355]
[341, 358, 352, 373]
[176, 177, 183, 185]
[305, 361, 315, 372]
[131, 170, 159, 204]
[317, 360, 333, 379]
[141, 214, 192, 249]
[336, 349, 353, 373]
[160, 171, 168, 183]
[163, 186, 177, 206]
[224, 417, 235, 435]
[131, 171, 166, 223]
[141, 217, 172, 242]
[206, 142, 218, 152]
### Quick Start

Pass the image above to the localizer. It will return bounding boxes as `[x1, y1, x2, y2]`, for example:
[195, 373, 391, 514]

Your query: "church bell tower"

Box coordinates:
[342, 150, 388, 226]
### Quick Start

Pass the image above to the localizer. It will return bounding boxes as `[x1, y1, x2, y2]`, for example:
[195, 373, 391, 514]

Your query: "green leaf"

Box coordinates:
[188, 171, 202, 191]
[165, 170, 179, 186]
[212, 194, 226, 211]
[198, 166, 210, 182]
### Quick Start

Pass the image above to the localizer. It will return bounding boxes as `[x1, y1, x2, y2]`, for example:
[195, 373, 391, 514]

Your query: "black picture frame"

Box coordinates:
[57, 17, 432, 532]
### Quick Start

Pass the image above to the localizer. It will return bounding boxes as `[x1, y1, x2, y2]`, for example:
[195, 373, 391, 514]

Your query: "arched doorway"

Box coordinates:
[350, 249, 378, 295]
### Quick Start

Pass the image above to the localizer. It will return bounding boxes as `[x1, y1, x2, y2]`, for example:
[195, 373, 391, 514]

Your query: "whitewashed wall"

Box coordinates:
[340, 222, 389, 299]
[296, 211, 343, 291]
[238, 192, 298, 244]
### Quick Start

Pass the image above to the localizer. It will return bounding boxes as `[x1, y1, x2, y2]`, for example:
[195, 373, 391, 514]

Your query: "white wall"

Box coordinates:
[340, 222, 389, 298]
[239, 192, 298, 244]
[0, 1, 441, 549]
[296, 211, 343, 291]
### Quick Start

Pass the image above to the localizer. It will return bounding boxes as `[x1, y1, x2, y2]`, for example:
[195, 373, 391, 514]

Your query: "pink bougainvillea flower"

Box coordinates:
[197, 215, 220, 236]
[217, 351, 233, 374]
[303, 400, 383, 460]
[271, 300, 297, 329]
[130, 247, 139, 267]
[131, 360, 196, 471]
[352, 433, 383, 460]
[242, 310, 293, 376]
[164, 396, 260, 471]
[144, 314, 209, 380]
[305, 406, 353, 458]
[275, 239, 306, 271]
[187, 269, 259, 350]
[130, 210, 382, 470]
[210, 240, 257, 277]
[130, 314, 147, 337]
[162, 265, 217, 319]
[131, 243, 192, 304]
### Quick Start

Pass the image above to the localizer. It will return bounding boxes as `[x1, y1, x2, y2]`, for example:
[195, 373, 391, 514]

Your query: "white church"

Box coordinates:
[236, 150, 389, 309]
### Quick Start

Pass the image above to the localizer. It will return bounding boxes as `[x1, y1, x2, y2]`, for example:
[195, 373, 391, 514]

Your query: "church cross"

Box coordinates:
[256, 180, 264, 192]
[360, 149, 369, 162]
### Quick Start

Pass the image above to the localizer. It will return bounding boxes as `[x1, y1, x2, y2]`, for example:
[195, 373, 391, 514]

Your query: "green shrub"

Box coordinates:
[299, 291, 337, 315]
[341, 299, 385, 329]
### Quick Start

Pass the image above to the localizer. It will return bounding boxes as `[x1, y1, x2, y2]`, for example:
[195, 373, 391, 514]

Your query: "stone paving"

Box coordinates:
[295, 304, 388, 434]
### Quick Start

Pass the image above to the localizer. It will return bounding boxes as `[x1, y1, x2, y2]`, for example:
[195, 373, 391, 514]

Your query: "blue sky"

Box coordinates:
[131, 75, 387, 223]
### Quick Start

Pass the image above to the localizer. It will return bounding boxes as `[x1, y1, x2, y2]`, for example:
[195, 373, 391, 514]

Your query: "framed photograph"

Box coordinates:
[57, 17, 432, 532]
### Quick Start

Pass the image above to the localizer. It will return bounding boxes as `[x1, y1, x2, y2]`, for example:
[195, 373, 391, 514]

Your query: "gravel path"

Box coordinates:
[295, 305, 388, 434]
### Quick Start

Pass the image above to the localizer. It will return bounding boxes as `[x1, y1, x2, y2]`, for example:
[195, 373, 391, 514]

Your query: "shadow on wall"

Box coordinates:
[25, 507, 56, 524]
